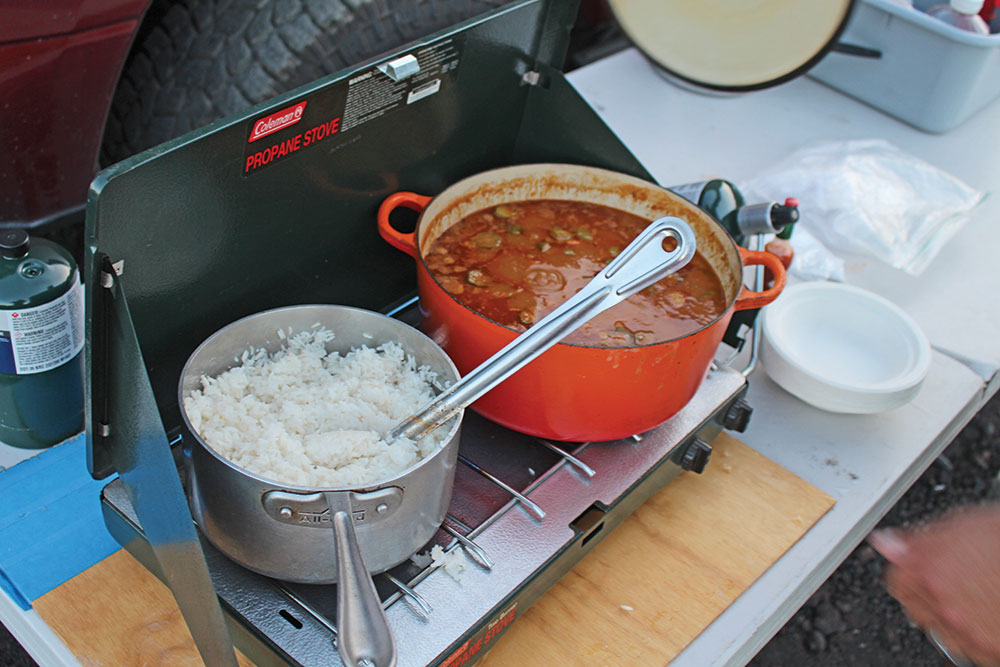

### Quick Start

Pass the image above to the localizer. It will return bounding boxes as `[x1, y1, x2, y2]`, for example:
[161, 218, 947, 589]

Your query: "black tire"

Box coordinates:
[100, 0, 512, 165]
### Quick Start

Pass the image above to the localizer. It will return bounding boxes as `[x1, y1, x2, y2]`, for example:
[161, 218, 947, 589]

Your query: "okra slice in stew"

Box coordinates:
[466, 269, 489, 287]
[550, 227, 573, 242]
[472, 232, 502, 248]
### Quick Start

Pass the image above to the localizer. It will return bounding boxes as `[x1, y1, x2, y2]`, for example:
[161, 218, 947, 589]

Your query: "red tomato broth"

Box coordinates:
[423, 200, 727, 346]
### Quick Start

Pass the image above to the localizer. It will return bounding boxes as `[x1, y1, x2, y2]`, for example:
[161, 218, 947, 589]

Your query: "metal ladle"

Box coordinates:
[387, 215, 697, 443]
[335, 216, 695, 667]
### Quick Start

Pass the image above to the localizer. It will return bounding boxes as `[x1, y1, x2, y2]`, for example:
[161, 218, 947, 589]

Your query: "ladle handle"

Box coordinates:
[388, 216, 696, 443]
[325, 493, 397, 667]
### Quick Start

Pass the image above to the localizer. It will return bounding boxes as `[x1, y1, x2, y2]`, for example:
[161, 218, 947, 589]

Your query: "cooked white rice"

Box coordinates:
[430, 544, 466, 582]
[182, 327, 448, 487]
[410, 545, 466, 581]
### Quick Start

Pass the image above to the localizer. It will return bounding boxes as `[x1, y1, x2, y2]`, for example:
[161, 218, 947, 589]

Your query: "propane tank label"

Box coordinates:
[0, 277, 84, 375]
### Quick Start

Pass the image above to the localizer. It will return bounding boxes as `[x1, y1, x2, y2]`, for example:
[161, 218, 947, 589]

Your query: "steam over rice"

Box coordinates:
[182, 327, 448, 488]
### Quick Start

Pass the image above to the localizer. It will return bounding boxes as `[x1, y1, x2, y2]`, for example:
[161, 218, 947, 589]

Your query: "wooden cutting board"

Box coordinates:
[479, 432, 835, 665]
[33, 433, 833, 666]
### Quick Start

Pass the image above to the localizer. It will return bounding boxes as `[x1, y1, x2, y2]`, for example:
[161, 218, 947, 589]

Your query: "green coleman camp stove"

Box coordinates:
[85, 2, 764, 665]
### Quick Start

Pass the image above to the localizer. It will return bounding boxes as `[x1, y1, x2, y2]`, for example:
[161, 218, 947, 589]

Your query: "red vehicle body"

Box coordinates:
[0, 0, 151, 228]
[0, 0, 611, 232]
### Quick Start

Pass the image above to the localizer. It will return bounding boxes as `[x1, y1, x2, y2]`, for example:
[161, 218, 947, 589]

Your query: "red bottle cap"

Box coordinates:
[981, 0, 996, 22]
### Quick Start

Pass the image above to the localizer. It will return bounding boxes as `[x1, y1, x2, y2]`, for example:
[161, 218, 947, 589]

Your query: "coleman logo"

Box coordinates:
[249, 101, 307, 143]
[244, 117, 340, 174]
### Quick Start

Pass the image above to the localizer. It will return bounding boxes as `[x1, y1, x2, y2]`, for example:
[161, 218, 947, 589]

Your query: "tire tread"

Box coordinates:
[101, 0, 512, 164]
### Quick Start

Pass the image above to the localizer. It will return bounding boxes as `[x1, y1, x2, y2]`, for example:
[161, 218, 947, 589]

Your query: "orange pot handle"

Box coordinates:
[733, 247, 787, 312]
[377, 192, 432, 259]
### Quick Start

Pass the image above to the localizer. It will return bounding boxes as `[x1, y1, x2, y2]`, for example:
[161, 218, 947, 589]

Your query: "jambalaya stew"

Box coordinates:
[423, 200, 727, 347]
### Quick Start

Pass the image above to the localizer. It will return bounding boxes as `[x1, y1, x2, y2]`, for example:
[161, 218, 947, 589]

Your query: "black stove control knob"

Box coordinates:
[681, 437, 712, 474]
[722, 398, 753, 433]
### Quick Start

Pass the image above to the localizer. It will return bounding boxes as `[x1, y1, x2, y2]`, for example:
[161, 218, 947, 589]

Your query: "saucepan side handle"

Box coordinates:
[324, 492, 397, 667]
[377, 192, 432, 259]
[733, 247, 786, 312]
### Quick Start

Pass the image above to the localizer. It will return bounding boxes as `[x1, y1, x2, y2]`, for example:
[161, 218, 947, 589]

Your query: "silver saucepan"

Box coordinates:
[180, 305, 463, 667]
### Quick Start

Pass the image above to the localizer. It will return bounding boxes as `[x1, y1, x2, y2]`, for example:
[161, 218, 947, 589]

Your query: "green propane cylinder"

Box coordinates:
[0, 230, 84, 449]
[670, 179, 745, 240]
[670, 179, 799, 246]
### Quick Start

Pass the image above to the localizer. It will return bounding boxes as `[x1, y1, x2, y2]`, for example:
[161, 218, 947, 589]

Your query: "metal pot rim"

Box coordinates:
[412, 162, 744, 348]
[177, 303, 463, 493]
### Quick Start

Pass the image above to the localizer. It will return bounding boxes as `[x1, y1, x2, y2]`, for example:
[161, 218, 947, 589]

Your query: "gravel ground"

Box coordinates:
[3, 391, 999, 666]
[0, 630, 32, 667]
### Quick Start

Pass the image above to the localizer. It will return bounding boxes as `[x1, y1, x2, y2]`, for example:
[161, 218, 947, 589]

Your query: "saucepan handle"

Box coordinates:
[928, 628, 977, 667]
[324, 492, 397, 667]
[733, 247, 787, 312]
[377, 192, 432, 259]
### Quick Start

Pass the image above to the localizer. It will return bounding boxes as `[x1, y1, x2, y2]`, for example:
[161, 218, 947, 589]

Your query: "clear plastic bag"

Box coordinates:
[782, 226, 846, 283]
[741, 139, 986, 275]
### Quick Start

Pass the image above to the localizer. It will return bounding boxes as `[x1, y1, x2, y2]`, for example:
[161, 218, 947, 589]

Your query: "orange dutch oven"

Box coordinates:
[377, 164, 785, 442]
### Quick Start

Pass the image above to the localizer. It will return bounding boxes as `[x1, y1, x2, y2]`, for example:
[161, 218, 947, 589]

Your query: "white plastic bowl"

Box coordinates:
[760, 282, 931, 414]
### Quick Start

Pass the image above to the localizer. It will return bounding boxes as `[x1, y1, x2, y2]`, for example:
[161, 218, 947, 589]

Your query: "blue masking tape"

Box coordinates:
[0, 433, 120, 610]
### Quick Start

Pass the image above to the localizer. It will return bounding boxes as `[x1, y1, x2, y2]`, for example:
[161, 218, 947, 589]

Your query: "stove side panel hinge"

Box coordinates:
[520, 70, 542, 87]
[89, 254, 122, 478]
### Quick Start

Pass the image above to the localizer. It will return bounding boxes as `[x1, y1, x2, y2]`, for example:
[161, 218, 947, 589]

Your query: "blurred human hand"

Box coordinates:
[869, 504, 1000, 667]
